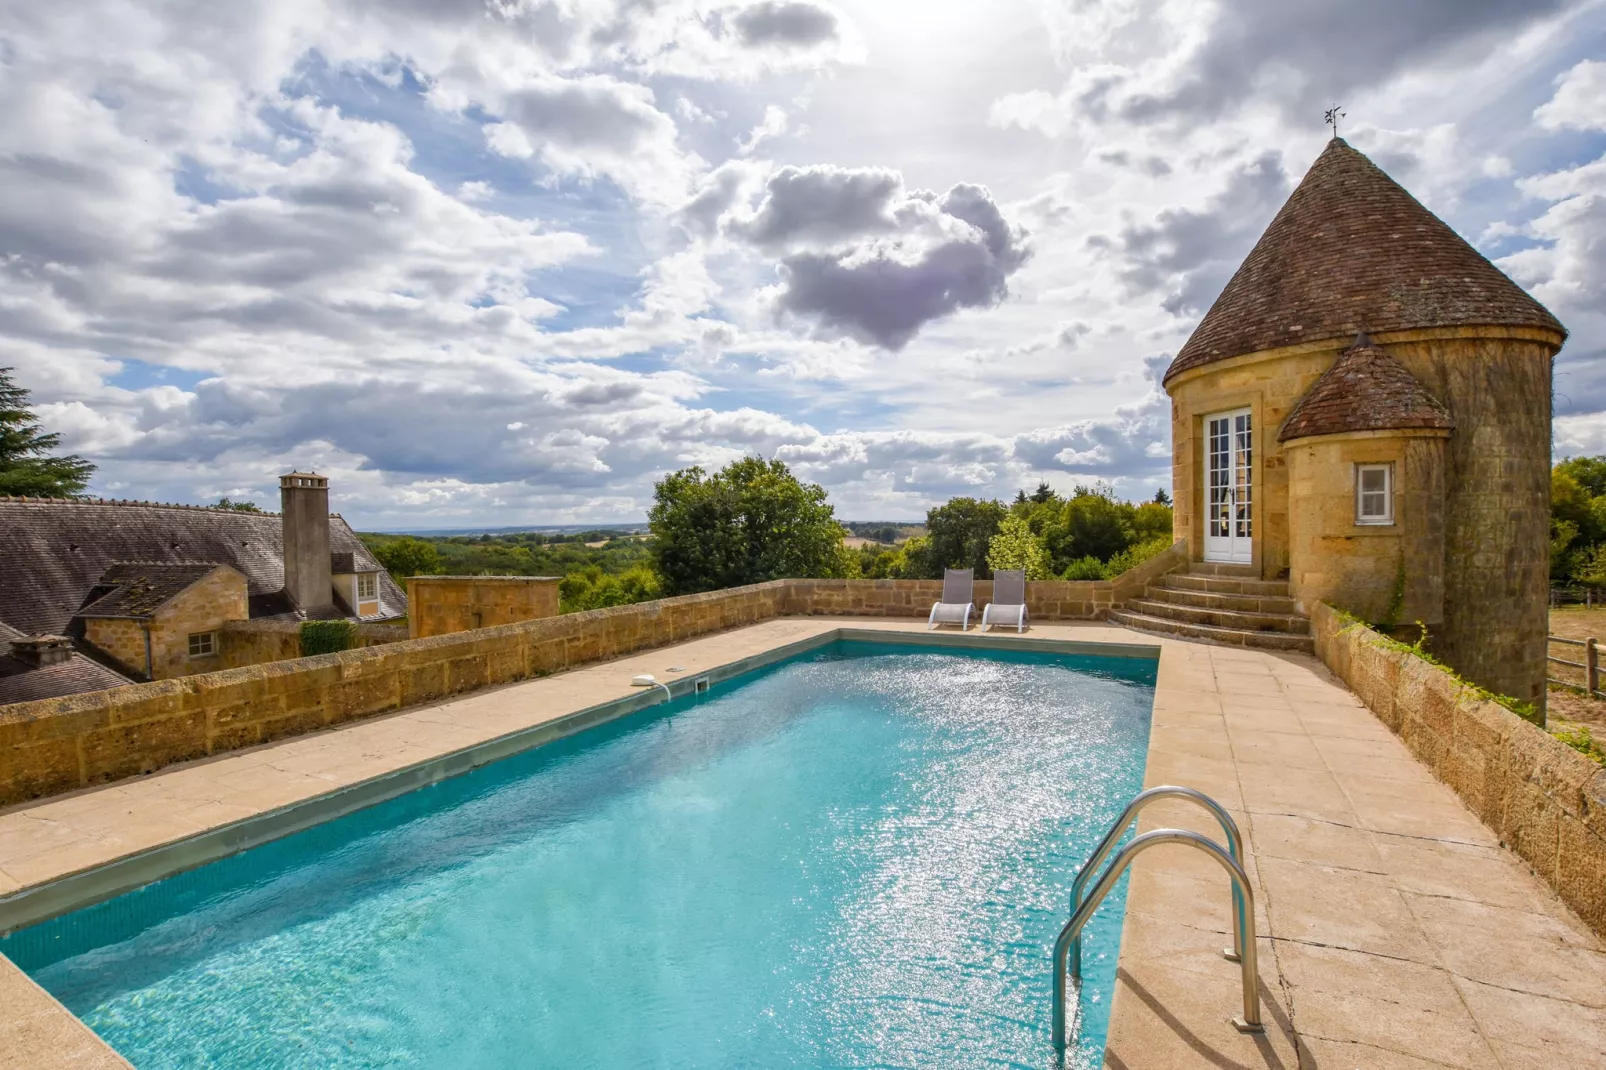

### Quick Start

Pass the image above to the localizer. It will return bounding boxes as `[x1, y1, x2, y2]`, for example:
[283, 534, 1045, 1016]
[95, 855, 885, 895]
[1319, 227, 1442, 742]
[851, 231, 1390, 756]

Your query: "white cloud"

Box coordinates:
[1, 0, 1601, 527]
[1536, 59, 1606, 131]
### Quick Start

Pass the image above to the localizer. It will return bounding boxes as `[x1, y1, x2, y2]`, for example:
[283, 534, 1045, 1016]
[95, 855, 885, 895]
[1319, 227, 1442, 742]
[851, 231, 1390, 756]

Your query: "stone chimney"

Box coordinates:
[11, 635, 74, 667]
[280, 472, 335, 614]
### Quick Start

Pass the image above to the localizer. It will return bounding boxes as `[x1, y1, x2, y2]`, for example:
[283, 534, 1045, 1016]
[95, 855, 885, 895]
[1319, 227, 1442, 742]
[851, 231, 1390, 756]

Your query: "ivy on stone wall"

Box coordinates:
[299, 619, 357, 657]
[1332, 607, 1541, 726]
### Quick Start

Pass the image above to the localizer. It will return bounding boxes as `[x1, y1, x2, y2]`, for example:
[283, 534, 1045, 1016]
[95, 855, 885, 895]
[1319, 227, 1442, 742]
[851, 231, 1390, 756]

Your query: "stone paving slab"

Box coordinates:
[0, 618, 1601, 1068]
[1108, 638, 1606, 1069]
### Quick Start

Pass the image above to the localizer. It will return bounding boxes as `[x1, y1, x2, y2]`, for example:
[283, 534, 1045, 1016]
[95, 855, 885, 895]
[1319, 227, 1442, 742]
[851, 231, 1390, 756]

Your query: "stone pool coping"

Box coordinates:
[1, 618, 1602, 1068]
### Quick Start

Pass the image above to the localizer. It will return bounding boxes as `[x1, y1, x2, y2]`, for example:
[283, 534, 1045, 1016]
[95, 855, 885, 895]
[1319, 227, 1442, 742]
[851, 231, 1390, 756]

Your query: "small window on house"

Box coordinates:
[1355, 464, 1394, 525]
[188, 631, 217, 658]
[356, 572, 378, 601]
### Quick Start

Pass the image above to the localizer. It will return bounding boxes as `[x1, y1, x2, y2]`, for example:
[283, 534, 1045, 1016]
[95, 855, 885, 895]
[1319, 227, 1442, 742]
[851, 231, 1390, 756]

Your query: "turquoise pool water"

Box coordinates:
[4, 641, 1155, 1069]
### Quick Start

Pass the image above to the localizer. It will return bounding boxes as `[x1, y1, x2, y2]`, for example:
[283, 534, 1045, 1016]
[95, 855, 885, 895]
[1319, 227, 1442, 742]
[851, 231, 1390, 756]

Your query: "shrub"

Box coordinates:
[1062, 556, 1109, 581]
[299, 619, 357, 657]
[1551, 723, 1606, 766]
[1104, 535, 1171, 577]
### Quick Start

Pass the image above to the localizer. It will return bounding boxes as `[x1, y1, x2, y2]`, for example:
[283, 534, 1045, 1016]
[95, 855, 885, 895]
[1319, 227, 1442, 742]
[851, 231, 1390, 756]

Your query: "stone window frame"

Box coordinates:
[1354, 462, 1394, 526]
[187, 631, 218, 658]
[356, 571, 378, 602]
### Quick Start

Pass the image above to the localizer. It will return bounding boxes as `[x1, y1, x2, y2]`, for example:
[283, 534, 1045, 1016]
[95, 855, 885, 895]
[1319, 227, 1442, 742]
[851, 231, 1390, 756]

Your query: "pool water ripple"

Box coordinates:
[5, 641, 1154, 1069]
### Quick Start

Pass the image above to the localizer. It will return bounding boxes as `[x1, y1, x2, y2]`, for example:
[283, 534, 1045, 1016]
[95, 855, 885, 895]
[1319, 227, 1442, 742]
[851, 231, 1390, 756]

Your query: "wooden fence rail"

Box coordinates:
[1547, 633, 1601, 696]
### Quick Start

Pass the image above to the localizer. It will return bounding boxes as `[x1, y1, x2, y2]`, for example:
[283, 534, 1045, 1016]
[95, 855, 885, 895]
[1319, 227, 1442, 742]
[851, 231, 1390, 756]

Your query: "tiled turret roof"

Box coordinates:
[1166, 138, 1564, 383]
[1278, 335, 1454, 442]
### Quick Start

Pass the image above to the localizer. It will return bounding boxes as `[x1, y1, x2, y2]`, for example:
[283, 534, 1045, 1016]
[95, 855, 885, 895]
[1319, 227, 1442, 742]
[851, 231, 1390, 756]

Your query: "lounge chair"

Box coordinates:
[928, 568, 975, 630]
[982, 569, 1028, 633]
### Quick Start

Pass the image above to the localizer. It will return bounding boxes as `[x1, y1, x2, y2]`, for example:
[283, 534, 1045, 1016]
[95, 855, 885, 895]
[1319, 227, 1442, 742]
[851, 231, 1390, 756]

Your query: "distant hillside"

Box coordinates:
[374, 522, 648, 538]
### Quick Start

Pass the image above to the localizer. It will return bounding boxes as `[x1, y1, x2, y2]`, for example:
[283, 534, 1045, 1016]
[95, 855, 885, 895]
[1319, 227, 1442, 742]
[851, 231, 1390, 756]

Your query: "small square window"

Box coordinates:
[356, 572, 378, 601]
[1355, 464, 1394, 525]
[187, 631, 217, 658]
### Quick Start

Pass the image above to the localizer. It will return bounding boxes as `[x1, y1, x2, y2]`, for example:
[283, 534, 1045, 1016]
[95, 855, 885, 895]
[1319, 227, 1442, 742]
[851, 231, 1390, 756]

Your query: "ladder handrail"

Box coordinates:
[1052, 828, 1263, 1051]
[1068, 785, 1247, 977]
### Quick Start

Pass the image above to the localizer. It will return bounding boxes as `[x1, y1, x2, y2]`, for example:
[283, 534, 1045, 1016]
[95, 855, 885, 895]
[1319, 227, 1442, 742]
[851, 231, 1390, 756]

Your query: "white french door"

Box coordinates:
[1203, 408, 1253, 564]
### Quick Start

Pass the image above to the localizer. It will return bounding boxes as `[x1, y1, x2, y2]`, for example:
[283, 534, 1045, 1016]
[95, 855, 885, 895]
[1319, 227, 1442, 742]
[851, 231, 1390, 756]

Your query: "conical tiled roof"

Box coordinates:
[1165, 138, 1564, 383]
[1278, 335, 1454, 442]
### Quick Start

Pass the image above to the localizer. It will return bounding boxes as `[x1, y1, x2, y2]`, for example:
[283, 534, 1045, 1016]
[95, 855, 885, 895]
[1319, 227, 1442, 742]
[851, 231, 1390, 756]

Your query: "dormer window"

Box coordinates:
[356, 572, 378, 601]
[1355, 464, 1393, 525]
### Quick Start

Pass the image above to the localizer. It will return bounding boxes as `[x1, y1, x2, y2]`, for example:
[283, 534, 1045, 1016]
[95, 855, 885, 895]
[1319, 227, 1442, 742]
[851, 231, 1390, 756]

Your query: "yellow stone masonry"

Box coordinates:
[1313, 602, 1606, 938]
[81, 566, 248, 681]
[407, 575, 562, 638]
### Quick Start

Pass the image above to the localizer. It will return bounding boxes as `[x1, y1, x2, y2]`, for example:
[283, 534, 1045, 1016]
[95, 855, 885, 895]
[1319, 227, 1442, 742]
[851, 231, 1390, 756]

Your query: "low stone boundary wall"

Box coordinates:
[219, 619, 409, 669]
[1313, 602, 1606, 937]
[786, 540, 1186, 621]
[0, 551, 1188, 808]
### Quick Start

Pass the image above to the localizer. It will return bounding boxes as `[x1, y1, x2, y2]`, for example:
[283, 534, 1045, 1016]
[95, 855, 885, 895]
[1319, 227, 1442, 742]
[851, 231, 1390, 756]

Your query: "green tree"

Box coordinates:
[923, 497, 1007, 577]
[1062, 485, 1133, 562]
[215, 497, 262, 512]
[1130, 500, 1173, 543]
[559, 566, 662, 612]
[0, 367, 94, 497]
[986, 512, 1051, 579]
[649, 457, 848, 595]
[373, 536, 442, 580]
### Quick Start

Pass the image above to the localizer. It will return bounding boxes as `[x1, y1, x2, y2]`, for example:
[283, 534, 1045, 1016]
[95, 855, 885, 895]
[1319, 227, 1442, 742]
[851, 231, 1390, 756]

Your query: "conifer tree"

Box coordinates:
[0, 367, 95, 497]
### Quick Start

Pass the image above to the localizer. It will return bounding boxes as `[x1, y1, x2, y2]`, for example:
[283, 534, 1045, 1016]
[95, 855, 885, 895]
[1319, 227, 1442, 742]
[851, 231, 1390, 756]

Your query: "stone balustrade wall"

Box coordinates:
[1312, 601, 1606, 937]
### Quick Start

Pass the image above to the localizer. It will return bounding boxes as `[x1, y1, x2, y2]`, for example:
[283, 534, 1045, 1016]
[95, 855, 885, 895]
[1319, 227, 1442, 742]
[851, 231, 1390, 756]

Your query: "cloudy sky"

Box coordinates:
[5, 0, 1606, 528]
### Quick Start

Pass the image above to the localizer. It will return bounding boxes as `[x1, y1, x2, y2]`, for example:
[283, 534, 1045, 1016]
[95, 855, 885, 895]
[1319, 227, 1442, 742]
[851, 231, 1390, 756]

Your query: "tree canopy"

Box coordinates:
[856, 482, 1175, 581]
[0, 367, 95, 497]
[649, 457, 849, 595]
[1552, 456, 1606, 585]
[371, 535, 442, 579]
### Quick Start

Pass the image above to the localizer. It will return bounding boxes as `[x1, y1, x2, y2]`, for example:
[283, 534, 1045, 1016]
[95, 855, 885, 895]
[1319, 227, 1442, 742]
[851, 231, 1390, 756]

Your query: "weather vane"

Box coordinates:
[1325, 104, 1346, 139]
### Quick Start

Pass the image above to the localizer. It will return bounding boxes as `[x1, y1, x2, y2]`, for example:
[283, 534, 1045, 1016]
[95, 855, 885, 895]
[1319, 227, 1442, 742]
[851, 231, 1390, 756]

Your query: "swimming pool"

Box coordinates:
[3, 640, 1155, 1068]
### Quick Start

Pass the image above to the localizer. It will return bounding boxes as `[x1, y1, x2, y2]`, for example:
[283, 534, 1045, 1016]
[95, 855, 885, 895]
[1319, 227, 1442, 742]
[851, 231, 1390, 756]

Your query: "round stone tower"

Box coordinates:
[1163, 137, 1566, 709]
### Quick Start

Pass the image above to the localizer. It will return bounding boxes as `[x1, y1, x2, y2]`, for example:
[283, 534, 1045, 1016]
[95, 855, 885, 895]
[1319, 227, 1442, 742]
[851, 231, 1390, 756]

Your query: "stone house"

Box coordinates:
[0, 473, 404, 703]
[1151, 136, 1565, 708]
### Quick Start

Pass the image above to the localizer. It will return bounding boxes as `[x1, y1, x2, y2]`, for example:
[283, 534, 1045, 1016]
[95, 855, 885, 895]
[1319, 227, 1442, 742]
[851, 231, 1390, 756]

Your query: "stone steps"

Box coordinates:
[1110, 563, 1314, 653]
[1158, 573, 1292, 597]
[1123, 598, 1310, 634]
[1182, 561, 1261, 578]
[1109, 608, 1316, 653]
[1144, 586, 1298, 615]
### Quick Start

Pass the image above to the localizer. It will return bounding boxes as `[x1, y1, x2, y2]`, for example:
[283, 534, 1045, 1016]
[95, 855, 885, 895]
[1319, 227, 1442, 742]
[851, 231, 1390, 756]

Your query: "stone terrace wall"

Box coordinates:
[407, 575, 562, 639]
[218, 619, 411, 669]
[0, 553, 1187, 808]
[1313, 602, 1606, 937]
[786, 540, 1185, 620]
[0, 582, 790, 806]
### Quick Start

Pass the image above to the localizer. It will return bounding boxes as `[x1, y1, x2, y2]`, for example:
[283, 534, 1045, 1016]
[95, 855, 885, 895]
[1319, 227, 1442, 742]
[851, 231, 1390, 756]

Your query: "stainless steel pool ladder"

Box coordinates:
[1051, 785, 1263, 1052]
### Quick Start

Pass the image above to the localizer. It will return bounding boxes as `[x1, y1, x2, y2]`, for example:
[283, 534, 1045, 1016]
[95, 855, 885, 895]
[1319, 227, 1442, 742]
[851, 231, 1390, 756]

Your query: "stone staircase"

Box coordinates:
[1109, 563, 1314, 653]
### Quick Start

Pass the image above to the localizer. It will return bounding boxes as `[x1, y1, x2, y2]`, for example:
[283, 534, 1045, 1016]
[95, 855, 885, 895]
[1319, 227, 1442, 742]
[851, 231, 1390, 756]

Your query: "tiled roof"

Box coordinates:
[77, 563, 230, 619]
[328, 551, 377, 574]
[0, 654, 132, 706]
[0, 620, 133, 706]
[1279, 336, 1455, 442]
[1166, 138, 1565, 383]
[0, 498, 404, 635]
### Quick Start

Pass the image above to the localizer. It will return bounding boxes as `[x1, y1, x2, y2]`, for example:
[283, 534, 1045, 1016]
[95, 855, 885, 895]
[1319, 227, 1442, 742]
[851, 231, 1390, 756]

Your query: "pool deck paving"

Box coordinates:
[1, 617, 1602, 1068]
